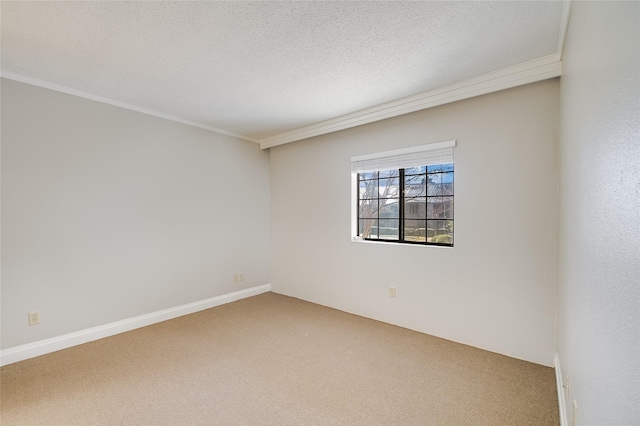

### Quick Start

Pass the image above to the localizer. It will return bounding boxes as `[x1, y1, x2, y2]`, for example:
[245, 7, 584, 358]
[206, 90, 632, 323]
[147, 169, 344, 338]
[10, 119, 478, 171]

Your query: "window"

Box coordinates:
[351, 140, 455, 246]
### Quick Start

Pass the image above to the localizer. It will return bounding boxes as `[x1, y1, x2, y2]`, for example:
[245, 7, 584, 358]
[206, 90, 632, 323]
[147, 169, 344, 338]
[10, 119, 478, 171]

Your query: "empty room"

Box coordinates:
[1, 1, 638, 425]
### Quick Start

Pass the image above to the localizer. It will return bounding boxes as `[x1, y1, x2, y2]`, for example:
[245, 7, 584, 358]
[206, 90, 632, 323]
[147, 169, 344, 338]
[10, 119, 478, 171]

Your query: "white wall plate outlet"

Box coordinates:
[28, 311, 41, 326]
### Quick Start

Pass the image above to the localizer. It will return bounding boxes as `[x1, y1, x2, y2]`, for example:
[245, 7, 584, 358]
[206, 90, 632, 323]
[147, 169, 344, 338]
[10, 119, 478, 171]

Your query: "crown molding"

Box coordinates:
[557, 1, 573, 59]
[2, 52, 564, 150]
[0, 71, 259, 144]
[259, 54, 562, 149]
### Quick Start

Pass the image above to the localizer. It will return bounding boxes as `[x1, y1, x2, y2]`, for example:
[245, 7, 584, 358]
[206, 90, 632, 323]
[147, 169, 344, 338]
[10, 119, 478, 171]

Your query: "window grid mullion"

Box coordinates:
[399, 168, 405, 242]
[423, 171, 428, 241]
[357, 173, 361, 236]
[377, 176, 381, 239]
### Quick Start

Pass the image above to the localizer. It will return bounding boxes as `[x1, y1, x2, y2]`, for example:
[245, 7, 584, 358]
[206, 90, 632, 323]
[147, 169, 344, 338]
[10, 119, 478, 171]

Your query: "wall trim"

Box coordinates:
[258, 54, 562, 149]
[557, 1, 573, 59]
[0, 284, 271, 367]
[555, 353, 569, 426]
[0, 71, 259, 144]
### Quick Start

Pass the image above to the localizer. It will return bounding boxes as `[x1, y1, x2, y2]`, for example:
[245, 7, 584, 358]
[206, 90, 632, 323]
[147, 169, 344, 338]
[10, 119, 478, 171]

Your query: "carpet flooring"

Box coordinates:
[1, 292, 559, 425]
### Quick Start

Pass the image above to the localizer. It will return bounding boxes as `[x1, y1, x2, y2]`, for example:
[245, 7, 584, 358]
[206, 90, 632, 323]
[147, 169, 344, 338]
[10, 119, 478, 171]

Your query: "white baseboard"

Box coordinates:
[554, 353, 568, 426]
[0, 284, 271, 366]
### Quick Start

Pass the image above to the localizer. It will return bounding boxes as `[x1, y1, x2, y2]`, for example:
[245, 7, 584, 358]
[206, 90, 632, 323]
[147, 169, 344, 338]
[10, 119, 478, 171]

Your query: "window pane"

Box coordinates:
[427, 199, 435, 218]
[405, 166, 426, 175]
[441, 196, 454, 219]
[427, 197, 454, 219]
[404, 219, 426, 242]
[427, 173, 443, 196]
[427, 220, 453, 244]
[379, 178, 399, 198]
[427, 164, 443, 173]
[404, 174, 425, 186]
[441, 172, 454, 195]
[379, 199, 399, 218]
[404, 197, 425, 219]
[441, 163, 454, 172]
[359, 172, 378, 180]
[359, 219, 378, 239]
[359, 180, 378, 199]
[379, 169, 399, 178]
[359, 199, 379, 219]
[405, 174, 426, 197]
[405, 186, 426, 198]
[379, 219, 399, 240]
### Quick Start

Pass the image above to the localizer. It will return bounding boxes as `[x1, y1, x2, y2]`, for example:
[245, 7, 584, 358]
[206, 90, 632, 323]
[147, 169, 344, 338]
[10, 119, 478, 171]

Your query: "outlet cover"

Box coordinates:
[28, 311, 41, 326]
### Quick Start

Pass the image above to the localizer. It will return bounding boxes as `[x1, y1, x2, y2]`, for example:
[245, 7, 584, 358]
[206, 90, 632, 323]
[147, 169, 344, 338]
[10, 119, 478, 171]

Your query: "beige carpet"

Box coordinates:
[1, 292, 559, 425]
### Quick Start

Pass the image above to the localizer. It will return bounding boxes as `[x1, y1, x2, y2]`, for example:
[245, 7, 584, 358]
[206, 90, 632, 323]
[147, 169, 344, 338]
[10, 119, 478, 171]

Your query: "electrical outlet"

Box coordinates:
[28, 311, 41, 326]
[233, 273, 245, 283]
[239, 273, 244, 281]
[389, 286, 396, 297]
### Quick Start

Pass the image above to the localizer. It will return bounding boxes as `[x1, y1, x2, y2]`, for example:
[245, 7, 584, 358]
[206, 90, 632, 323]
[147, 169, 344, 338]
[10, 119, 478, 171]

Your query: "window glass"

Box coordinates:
[357, 164, 453, 246]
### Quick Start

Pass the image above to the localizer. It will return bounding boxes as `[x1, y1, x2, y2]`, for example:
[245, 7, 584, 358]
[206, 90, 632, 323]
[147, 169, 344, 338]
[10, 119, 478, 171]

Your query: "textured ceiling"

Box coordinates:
[1, 1, 565, 143]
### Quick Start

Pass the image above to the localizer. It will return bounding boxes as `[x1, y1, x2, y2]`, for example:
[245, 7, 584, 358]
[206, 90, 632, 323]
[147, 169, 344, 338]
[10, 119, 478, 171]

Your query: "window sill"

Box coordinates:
[351, 237, 453, 248]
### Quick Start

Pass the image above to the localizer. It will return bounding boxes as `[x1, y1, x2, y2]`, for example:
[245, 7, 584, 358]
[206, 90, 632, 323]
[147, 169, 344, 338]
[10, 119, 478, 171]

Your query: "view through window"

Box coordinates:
[357, 163, 454, 246]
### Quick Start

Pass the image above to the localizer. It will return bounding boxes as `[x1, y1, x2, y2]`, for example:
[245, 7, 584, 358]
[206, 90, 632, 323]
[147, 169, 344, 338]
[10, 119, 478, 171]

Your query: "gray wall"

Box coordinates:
[558, 2, 640, 424]
[1, 78, 271, 349]
[271, 80, 560, 366]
